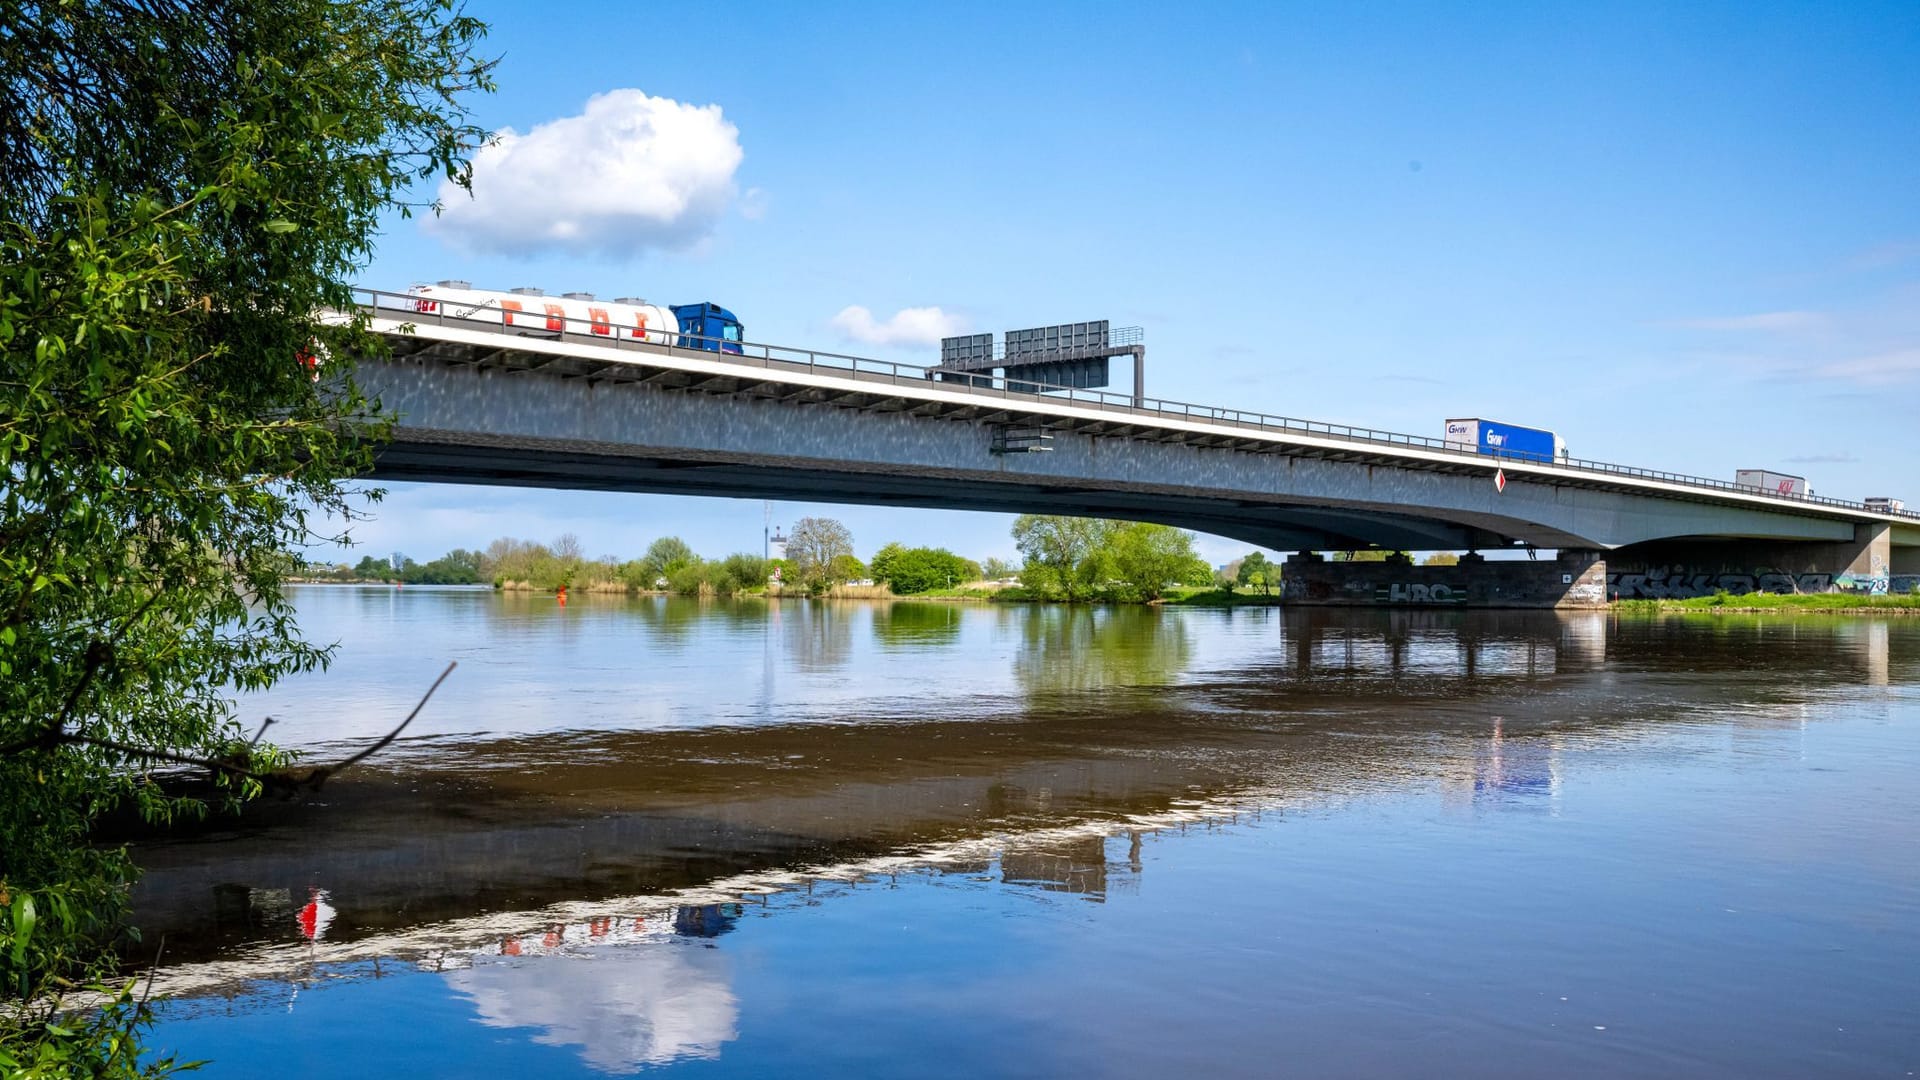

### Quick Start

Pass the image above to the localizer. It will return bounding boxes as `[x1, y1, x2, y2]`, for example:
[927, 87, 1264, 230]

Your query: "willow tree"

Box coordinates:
[0, 1, 493, 1071]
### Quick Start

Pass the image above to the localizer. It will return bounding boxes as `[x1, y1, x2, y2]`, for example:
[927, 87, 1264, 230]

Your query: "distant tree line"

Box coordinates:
[1010, 515, 1214, 602]
[308, 519, 1473, 603]
[311, 534, 781, 596]
[870, 543, 980, 595]
[307, 515, 1026, 599]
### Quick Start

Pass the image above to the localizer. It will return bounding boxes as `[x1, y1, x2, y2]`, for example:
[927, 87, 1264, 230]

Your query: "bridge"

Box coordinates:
[344, 287, 1919, 604]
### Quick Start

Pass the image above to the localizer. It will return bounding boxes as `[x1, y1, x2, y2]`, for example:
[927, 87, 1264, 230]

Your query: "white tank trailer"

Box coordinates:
[406, 281, 680, 345]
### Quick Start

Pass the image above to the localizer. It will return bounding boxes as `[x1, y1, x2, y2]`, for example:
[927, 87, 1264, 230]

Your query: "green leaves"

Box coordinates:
[1, 0, 495, 1071]
[7, 894, 36, 972]
[1011, 516, 1208, 602]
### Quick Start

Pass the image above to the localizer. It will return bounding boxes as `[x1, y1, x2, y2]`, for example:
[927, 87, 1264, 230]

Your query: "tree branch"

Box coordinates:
[2, 662, 457, 795]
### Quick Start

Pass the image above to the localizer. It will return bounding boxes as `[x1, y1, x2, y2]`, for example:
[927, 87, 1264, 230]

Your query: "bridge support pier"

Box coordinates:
[1281, 550, 1608, 609]
[1608, 524, 1913, 598]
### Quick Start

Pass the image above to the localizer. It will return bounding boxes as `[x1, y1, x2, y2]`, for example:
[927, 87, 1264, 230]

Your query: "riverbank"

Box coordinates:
[1614, 593, 1920, 614]
[289, 581, 1920, 614]
[1160, 588, 1283, 607]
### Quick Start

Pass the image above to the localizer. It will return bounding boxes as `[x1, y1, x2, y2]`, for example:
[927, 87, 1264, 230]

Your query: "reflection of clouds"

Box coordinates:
[445, 939, 738, 1073]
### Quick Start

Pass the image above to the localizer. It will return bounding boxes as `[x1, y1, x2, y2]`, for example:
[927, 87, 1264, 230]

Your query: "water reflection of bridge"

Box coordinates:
[131, 614, 1908, 1004]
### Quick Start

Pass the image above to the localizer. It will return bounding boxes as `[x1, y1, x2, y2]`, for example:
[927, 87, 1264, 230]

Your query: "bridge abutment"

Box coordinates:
[1281, 551, 1608, 609]
[1607, 523, 1915, 598]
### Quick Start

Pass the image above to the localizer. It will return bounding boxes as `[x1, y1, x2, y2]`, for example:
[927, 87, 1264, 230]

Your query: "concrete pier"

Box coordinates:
[1281, 551, 1608, 609]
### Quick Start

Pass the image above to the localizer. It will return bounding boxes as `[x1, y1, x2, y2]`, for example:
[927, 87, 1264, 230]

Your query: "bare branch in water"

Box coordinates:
[321, 661, 457, 778]
[138, 936, 167, 1008]
[3, 662, 458, 796]
[247, 717, 276, 747]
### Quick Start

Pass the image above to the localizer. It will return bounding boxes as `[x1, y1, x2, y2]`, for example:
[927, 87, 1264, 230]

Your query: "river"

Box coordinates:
[136, 587, 1920, 1077]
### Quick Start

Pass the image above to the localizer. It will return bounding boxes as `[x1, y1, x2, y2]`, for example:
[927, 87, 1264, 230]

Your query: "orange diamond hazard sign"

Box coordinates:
[1494, 468, 1507, 493]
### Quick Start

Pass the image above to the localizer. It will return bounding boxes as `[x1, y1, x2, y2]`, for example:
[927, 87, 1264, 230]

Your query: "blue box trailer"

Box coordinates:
[1444, 418, 1567, 464]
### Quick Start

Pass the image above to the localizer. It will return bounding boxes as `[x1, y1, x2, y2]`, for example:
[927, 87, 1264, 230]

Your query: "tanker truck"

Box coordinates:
[405, 281, 744, 354]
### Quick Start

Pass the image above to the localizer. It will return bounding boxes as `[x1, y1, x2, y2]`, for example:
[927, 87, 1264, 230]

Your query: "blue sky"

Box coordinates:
[345, 1, 1920, 568]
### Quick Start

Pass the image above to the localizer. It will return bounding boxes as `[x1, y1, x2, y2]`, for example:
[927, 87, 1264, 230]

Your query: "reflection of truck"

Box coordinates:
[1443, 418, 1567, 464]
[1734, 469, 1809, 497]
[1865, 497, 1906, 513]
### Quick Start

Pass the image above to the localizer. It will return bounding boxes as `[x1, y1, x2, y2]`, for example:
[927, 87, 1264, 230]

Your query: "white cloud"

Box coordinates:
[830, 305, 967, 348]
[1674, 311, 1825, 332]
[426, 89, 744, 258]
[447, 942, 737, 1072]
[1812, 347, 1920, 385]
[739, 186, 769, 221]
[1844, 238, 1920, 273]
[1669, 284, 1920, 389]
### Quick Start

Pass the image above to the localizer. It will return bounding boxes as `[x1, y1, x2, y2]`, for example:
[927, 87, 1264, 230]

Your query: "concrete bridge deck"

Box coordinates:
[342, 288, 1916, 602]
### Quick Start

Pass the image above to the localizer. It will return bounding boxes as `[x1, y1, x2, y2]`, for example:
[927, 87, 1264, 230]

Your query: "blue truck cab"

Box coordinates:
[672, 302, 744, 354]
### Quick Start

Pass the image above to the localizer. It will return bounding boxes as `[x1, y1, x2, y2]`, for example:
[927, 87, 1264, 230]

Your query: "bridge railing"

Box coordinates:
[354, 287, 1917, 522]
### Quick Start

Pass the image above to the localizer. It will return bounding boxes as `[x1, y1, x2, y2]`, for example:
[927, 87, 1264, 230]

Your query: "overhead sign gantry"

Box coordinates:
[934, 320, 1146, 405]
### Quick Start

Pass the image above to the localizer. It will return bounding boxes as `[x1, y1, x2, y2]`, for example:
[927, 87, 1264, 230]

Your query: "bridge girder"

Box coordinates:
[354, 322, 1907, 554]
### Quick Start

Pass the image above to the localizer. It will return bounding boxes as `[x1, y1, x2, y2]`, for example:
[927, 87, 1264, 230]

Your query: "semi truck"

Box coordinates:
[1865, 497, 1906, 513]
[404, 281, 745, 354]
[1734, 469, 1809, 497]
[1443, 418, 1568, 464]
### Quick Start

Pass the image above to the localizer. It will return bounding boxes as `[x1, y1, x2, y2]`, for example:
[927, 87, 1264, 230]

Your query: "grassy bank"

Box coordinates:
[1615, 592, 1920, 614]
[1160, 587, 1283, 607]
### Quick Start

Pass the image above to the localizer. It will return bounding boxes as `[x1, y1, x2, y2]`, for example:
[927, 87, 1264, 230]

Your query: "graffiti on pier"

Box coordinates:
[1839, 572, 1920, 595]
[1375, 583, 1468, 604]
[1609, 567, 1920, 599]
[1607, 569, 1829, 599]
[1835, 572, 1889, 596]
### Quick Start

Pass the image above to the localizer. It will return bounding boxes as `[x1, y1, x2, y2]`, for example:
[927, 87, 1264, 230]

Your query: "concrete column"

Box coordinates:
[1841, 523, 1892, 584]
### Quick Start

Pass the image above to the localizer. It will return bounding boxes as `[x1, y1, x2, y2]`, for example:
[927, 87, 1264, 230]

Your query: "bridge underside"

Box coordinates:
[371, 434, 1519, 553]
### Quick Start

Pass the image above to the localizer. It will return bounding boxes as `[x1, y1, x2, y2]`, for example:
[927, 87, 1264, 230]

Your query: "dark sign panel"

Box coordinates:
[939, 333, 995, 371]
[1004, 321, 1109, 362]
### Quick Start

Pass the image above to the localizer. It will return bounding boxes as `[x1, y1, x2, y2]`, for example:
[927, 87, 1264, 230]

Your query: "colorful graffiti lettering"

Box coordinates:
[1835, 571, 1920, 594]
[1835, 572, 1890, 595]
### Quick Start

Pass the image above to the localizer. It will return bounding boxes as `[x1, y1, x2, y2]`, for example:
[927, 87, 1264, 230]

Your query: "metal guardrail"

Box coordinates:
[353, 287, 1917, 522]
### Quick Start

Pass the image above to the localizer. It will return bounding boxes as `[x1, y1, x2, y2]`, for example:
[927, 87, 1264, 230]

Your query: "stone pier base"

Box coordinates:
[1281, 551, 1608, 609]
